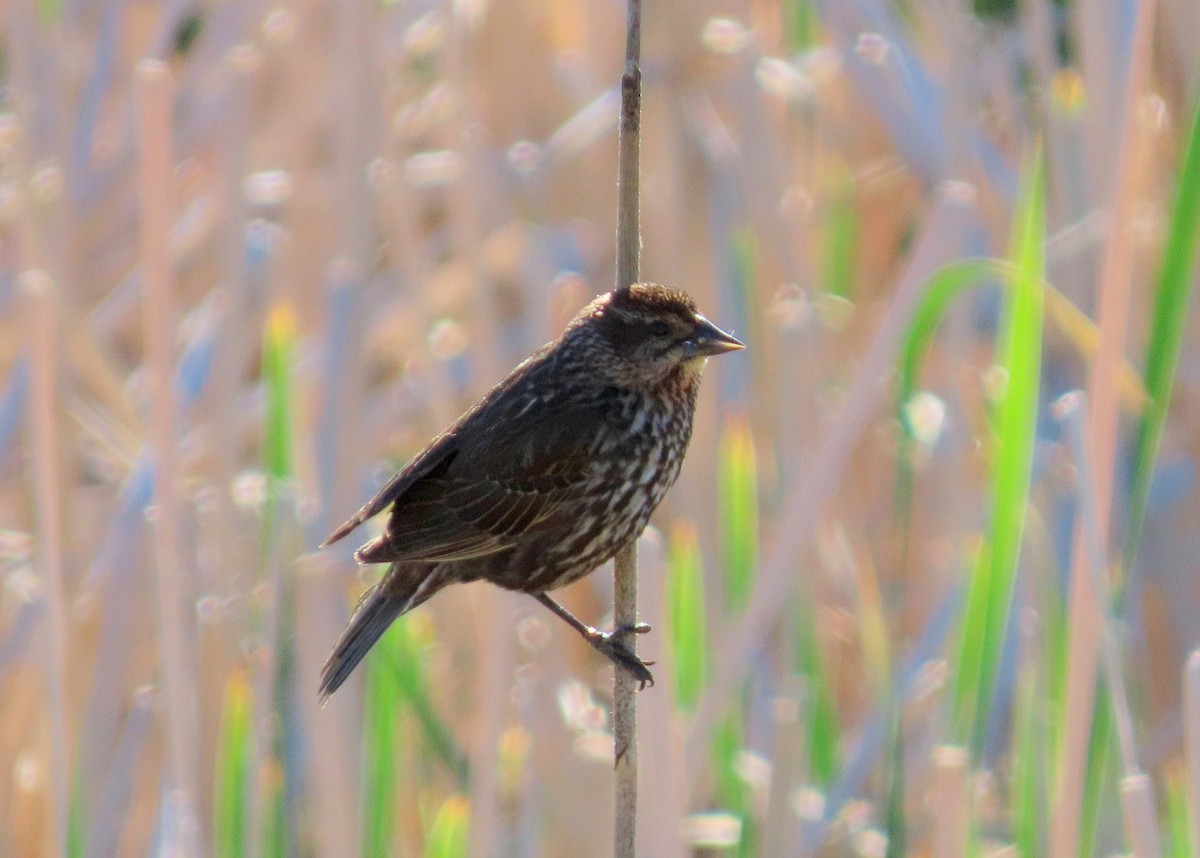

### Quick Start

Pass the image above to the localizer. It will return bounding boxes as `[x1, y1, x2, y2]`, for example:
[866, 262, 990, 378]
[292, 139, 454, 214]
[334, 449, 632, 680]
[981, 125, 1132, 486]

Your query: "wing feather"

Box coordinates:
[327, 349, 616, 564]
[320, 436, 459, 547]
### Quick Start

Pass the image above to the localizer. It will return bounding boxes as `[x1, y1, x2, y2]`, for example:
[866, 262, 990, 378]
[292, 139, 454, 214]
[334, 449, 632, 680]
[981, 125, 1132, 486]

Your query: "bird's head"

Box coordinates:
[567, 283, 744, 389]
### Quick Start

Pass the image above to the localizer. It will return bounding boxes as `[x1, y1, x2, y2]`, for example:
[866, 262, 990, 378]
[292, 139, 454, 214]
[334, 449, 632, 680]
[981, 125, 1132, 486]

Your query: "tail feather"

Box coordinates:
[319, 565, 439, 702]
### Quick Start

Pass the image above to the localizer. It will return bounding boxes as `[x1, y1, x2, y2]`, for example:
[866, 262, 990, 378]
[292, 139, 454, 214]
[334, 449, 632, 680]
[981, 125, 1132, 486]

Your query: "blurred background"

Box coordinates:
[2, 0, 1200, 855]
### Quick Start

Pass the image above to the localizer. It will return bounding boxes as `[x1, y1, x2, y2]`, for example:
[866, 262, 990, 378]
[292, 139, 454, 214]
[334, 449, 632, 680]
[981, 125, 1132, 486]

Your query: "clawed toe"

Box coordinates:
[614, 622, 651, 637]
[585, 629, 655, 690]
[534, 592, 656, 690]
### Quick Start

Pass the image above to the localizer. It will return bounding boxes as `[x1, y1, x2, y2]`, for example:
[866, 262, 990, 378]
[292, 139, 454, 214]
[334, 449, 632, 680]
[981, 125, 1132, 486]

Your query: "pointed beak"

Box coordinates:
[688, 314, 746, 357]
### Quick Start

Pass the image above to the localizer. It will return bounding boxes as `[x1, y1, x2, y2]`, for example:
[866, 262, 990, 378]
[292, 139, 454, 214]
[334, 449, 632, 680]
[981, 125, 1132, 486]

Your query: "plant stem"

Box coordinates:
[137, 59, 202, 856]
[613, 1, 642, 856]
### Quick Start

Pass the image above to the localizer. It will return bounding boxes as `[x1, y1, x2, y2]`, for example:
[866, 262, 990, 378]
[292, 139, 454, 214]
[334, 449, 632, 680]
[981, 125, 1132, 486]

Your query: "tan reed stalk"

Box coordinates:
[452, 3, 521, 826]
[1055, 391, 1161, 858]
[9, 19, 73, 851]
[24, 269, 70, 858]
[634, 532, 686, 857]
[613, 0, 643, 854]
[136, 59, 202, 856]
[931, 745, 969, 858]
[305, 2, 376, 852]
[1185, 650, 1200, 854]
[1120, 777, 1163, 858]
[761, 676, 807, 858]
[1050, 1, 1158, 853]
[441, 0, 499, 379]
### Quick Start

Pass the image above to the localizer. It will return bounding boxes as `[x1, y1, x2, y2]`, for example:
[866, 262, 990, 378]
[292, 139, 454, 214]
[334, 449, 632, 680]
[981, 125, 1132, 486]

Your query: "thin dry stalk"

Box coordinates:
[612, 545, 638, 858]
[24, 271, 70, 858]
[303, 5, 379, 851]
[1051, 0, 1158, 853]
[761, 677, 807, 858]
[136, 59, 202, 855]
[931, 745, 969, 858]
[613, 1, 643, 855]
[1186, 650, 1200, 854]
[1055, 392, 1160, 858]
[442, 0, 501, 379]
[633, 532, 686, 857]
[446, 2, 522, 845]
[1120, 776, 1163, 858]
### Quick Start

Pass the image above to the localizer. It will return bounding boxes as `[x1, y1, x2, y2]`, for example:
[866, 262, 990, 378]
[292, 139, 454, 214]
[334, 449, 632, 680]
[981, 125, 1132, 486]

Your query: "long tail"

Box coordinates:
[319, 563, 441, 702]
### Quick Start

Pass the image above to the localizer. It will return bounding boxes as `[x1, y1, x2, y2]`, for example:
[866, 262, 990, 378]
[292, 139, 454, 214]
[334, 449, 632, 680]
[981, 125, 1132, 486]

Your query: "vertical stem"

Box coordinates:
[615, 0, 643, 293]
[613, 2, 642, 857]
[1185, 650, 1200, 855]
[1055, 391, 1161, 858]
[24, 270, 70, 858]
[1051, 0, 1156, 852]
[930, 746, 970, 858]
[136, 59, 201, 855]
[761, 678, 806, 857]
[613, 538, 638, 858]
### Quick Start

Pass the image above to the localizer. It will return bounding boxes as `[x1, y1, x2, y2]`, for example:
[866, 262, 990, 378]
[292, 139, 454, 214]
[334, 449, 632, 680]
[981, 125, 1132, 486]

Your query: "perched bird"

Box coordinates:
[319, 283, 744, 699]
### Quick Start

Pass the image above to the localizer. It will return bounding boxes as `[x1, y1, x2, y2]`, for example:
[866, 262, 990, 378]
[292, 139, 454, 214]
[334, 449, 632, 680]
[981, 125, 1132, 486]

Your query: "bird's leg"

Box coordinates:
[532, 593, 655, 689]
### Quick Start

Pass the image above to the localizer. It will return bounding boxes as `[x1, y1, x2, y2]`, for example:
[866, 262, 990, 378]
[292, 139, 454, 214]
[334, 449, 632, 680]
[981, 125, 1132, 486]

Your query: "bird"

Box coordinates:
[318, 282, 744, 700]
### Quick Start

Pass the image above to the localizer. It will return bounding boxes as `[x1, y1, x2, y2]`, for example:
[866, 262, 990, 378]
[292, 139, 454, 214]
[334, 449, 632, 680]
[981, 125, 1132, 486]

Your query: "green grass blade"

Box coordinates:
[718, 413, 758, 615]
[883, 701, 906, 858]
[1079, 696, 1115, 858]
[257, 304, 298, 858]
[897, 258, 1141, 442]
[389, 613, 469, 787]
[955, 147, 1045, 746]
[424, 794, 470, 858]
[1164, 764, 1193, 858]
[67, 764, 83, 858]
[262, 304, 296, 485]
[731, 228, 757, 303]
[36, 0, 61, 24]
[952, 539, 993, 745]
[897, 260, 1004, 408]
[795, 599, 839, 786]
[362, 620, 406, 858]
[1038, 523, 1069, 768]
[1125, 94, 1200, 565]
[260, 759, 286, 858]
[213, 667, 253, 858]
[894, 250, 1127, 589]
[667, 522, 708, 711]
[822, 169, 858, 300]
[1012, 661, 1044, 857]
[784, 0, 817, 50]
[260, 303, 297, 567]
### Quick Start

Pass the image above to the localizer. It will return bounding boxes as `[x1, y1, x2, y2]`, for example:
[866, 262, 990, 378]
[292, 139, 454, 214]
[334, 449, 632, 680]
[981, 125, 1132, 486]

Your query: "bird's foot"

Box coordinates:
[584, 624, 655, 690]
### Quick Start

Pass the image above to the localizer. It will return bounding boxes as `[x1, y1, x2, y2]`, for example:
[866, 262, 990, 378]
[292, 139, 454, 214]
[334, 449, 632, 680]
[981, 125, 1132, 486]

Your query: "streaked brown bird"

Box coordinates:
[319, 283, 743, 699]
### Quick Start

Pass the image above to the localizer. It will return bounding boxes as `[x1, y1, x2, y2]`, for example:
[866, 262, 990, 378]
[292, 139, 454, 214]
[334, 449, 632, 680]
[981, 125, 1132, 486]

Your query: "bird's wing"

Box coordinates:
[357, 388, 611, 565]
[319, 432, 460, 548]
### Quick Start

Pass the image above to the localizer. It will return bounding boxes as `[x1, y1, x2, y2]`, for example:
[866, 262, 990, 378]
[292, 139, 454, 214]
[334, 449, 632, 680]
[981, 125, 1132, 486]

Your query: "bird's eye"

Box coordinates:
[649, 320, 670, 336]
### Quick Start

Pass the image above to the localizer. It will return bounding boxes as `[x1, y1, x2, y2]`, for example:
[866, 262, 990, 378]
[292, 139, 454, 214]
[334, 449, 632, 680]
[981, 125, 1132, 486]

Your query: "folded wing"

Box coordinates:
[326, 356, 611, 565]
